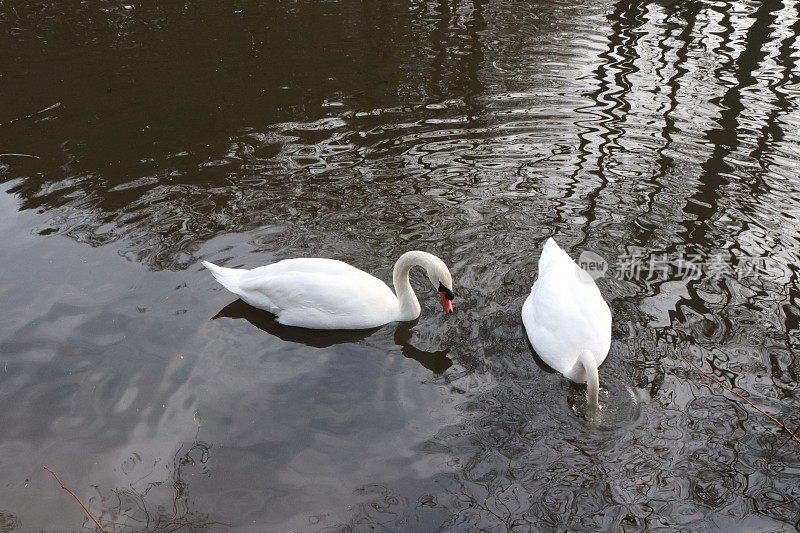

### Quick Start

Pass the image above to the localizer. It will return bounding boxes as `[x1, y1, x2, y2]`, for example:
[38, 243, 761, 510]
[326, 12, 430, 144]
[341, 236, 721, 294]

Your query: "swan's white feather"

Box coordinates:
[203, 258, 402, 329]
[521, 238, 611, 382]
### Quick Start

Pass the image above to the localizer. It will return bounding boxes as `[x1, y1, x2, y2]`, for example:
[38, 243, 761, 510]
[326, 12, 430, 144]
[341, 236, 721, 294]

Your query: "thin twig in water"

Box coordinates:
[492, 60, 507, 72]
[0, 101, 61, 126]
[516, 147, 570, 176]
[768, 423, 800, 461]
[761, 495, 799, 512]
[689, 361, 800, 449]
[43, 466, 108, 533]
[0, 153, 40, 159]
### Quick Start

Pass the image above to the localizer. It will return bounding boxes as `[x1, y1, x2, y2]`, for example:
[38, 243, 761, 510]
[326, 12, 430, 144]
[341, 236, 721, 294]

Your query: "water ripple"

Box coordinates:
[1, 0, 800, 529]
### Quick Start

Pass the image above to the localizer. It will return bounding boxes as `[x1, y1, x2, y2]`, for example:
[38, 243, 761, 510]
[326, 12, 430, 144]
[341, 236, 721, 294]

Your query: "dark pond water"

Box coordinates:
[2, 0, 800, 530]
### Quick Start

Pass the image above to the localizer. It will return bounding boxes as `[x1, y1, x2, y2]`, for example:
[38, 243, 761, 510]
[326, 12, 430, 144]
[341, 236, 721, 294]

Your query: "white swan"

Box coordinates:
[521, 238, 612, 412]
[202, 251, 454, 330]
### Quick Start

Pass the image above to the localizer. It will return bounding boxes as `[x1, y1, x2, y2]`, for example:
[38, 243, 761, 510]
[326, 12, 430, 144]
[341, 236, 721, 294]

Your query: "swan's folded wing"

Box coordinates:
[528, 261, 612, 364]
[245, 257, 368, 279]
[238, 271, 396, 329]
[239, 271, 354, 311]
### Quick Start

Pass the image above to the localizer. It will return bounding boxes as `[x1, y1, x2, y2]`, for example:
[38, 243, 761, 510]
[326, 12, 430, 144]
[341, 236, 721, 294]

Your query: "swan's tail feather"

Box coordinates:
[578, 349, 600, 411]
[202, 260, 246, 293]
[537, 237, 563, 275]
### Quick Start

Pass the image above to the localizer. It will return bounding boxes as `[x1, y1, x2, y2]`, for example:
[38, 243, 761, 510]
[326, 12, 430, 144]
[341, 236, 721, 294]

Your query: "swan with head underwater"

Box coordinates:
[522, 238, 612, 414]
[202, 251, 455, 330]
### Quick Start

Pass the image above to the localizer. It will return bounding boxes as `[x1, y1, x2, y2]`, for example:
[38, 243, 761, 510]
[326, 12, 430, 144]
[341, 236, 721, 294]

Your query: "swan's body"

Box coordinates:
[521, 238, 612, 410]
[202, 251, 454, 330]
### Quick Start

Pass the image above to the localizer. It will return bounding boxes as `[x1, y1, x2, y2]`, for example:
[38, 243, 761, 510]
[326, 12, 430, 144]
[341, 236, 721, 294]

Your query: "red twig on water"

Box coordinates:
[43, 466, 107, 533]
[688, 361, 800, 449]
[769, 423, 800, 461]
[0, 101, 61, 126]
[761, 495, 799, 512]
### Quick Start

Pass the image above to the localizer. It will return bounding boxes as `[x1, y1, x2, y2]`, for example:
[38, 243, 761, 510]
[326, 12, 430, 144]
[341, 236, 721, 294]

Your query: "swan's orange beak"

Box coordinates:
[439, 291, 453, 314]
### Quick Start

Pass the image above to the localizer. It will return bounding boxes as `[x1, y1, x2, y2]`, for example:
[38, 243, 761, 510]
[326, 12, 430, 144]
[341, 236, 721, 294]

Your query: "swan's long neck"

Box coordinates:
[578, 349, 600, 411]
[392, 251, 437, 321]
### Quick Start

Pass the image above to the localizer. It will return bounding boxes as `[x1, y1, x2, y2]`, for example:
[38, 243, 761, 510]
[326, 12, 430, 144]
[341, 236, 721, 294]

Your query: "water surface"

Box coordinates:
[1, 0, 799, 530]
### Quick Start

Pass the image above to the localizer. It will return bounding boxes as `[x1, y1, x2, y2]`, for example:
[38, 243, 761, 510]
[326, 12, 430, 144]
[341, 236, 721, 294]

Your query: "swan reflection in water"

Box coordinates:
[212, 299, 453, 374]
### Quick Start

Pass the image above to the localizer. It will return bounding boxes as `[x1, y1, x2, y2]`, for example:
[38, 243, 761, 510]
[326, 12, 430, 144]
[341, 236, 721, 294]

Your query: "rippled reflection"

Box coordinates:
[1, 0, 800, 530]
[213, 299, 453, 373]
[213, 299, 382, 349]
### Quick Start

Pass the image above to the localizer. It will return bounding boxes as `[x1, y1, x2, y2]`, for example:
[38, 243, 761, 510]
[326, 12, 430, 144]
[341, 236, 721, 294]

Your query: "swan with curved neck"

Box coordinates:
[202, 250, 454, 330]
[521, 238, 611, 412]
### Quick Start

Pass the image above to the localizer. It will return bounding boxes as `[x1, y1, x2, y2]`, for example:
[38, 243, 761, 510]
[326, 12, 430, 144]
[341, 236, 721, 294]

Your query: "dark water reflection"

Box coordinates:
[214, 300, 453, 372]
[1, 0, 800, 530]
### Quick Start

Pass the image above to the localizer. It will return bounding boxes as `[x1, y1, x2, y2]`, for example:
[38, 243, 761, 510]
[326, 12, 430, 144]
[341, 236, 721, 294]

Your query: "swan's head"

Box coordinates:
[425, 259, 454, 315]
[396, 250, 455, 315]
